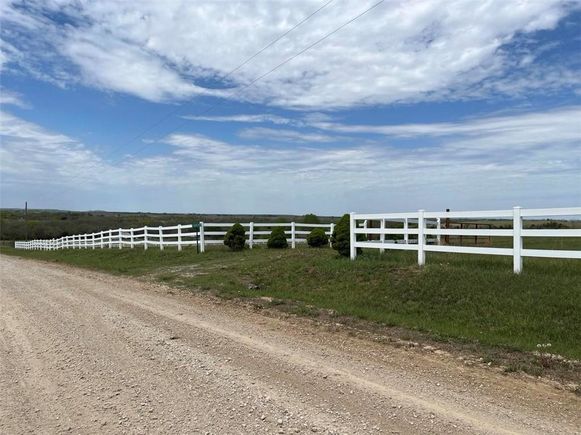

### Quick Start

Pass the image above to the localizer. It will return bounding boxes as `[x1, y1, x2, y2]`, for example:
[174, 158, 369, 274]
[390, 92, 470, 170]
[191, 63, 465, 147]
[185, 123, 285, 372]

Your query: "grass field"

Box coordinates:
[3, 241, 580, 367]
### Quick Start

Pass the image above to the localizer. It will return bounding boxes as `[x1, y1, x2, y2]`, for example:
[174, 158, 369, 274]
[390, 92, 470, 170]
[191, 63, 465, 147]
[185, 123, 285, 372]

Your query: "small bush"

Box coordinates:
[331, 214, 351, 257]
[307, 228, 328, 247]
[224, 223, 246, 251]
[303, 213, 320, 224]
[267, 227, 288, 249]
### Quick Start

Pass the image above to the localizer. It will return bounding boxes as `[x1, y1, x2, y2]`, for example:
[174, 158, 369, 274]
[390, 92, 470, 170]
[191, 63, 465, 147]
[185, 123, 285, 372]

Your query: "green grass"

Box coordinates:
[2, 243, 580, 362]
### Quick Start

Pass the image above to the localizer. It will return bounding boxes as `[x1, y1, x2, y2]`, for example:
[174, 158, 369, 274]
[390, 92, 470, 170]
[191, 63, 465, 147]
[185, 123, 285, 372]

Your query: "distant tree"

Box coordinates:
[224, 223, 246, 251]
[307, 228, 328, 247]
[303, 213, 320, 224]
[267, 227, 288, 249]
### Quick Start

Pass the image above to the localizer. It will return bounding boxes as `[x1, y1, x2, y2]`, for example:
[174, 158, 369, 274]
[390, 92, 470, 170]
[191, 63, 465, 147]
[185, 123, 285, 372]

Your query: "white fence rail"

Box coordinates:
[350, 206, 581, 273]
[14, 222, 335, 253]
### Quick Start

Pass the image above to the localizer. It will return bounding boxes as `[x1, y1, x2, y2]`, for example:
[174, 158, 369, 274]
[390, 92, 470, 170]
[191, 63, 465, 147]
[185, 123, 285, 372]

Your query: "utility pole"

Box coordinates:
[25, 201, 28, 241]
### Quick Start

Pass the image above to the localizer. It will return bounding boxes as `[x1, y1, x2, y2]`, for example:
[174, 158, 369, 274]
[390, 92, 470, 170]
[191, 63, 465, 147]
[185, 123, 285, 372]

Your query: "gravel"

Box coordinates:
[1, 255, 579, 434]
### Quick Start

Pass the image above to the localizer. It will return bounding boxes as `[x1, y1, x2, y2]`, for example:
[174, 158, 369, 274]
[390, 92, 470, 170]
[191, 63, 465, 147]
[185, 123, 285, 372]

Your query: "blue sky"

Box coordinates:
[1, 0, 580, 215]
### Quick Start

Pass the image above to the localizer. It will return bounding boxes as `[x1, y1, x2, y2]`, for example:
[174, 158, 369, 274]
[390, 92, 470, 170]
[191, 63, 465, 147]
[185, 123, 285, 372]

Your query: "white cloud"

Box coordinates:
[311, 106, 581, 151]
[0, 88, 28, 108]
[239, 127, 340, 143]
[1, 0, 578, 107]
[183, 114, 296, 125]
[61, 34, 222, 102]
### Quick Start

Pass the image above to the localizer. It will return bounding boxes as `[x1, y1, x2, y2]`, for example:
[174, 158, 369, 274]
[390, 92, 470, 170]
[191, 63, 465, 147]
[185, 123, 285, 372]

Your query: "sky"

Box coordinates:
[0, 0, 580, 215]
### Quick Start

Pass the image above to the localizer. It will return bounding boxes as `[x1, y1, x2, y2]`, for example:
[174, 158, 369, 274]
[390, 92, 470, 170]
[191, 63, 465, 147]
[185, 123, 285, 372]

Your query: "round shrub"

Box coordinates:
[331, 214, 351, 256]
[267, 227, 288, 249]
[224, 223, 246, 251]
[307, 228, 328, 247]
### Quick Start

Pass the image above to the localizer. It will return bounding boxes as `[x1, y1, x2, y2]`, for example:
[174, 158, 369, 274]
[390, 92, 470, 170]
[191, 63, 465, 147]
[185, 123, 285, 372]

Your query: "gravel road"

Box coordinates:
[0, 255, 579, 434]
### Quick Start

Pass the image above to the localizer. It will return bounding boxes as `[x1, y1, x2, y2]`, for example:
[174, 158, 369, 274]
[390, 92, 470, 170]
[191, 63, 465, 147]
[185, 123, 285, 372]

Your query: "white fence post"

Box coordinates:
[199, 222, 205, 253]
[329, 223, 335, 247]
[350, 212, 357, 260]
[436, 218, 441, 245]
[92, 233, 95, 249]
[159, 226, 164, 250]
[380, 218, 385, 254]
[100, 231, 104, 249]
[249, 222, 254, 249]
[177, 224, 182, 251]
[108, 230, 113, 249]
[118, 228, 122, 249]
[513, 206, 523, 274]
[130, 228, 134, 249]
[404, 218, 409, 244]
[291, 222, 296, 249]
[418, 210, 425, 267]
[144, 226, 148, 250]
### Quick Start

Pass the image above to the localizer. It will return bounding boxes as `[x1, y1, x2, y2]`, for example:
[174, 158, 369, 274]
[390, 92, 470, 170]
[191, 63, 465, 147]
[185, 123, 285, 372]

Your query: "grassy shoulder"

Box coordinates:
[2, 244, 580, 383]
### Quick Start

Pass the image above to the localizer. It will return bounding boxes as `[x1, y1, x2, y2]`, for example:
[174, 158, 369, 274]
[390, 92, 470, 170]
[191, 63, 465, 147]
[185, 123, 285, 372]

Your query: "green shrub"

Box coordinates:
[331, 214, 351, 257]
[224, 223, 246, 251]
[267, 227, 288, 249]
[307, 228, 328, 247]
[303, 213, 320, 224]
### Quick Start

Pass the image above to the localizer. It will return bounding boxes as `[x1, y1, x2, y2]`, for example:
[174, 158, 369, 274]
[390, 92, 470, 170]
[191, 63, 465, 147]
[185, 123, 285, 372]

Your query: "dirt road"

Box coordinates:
[0, 255, 579, 434]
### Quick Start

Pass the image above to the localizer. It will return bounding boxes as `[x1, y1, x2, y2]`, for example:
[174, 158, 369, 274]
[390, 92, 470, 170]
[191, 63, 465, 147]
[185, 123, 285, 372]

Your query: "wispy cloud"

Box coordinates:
[0, 88, 29, 108]
[238, 127, 340, 143]
[311, 106, 581, 151]
[183, 114, 296, 125]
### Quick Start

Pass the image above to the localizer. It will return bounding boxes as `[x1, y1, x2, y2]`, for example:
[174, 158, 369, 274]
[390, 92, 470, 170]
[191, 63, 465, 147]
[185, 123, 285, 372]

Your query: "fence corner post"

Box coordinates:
[199, 222, 205, 253]
[118, 228, 122, 249]
[159, 226, 164, 250]
[144, 226, 148, 250]
[177, 224, 182, 251]
[513, 206, 523, 274]
[291, 222, 296, 249]
[349, 212, 357, 260]
[418, 209, 425, 267]
[249, 222, 254, 249]
[130, 228, 135, 249]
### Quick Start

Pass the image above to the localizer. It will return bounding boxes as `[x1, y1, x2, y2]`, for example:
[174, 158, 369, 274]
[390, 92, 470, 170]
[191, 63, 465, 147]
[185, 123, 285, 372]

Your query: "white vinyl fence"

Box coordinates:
[14, 222, 334, 253]
[350, 206, 581, 273]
